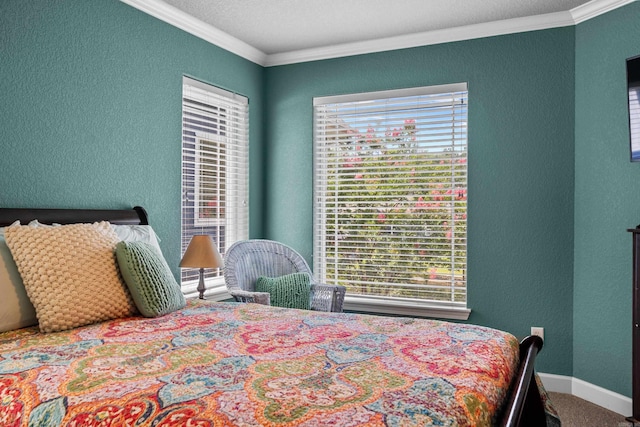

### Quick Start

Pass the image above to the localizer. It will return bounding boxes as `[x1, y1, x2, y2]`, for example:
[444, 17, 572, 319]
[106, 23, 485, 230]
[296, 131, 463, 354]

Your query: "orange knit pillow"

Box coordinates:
[4, 221, 136, 332]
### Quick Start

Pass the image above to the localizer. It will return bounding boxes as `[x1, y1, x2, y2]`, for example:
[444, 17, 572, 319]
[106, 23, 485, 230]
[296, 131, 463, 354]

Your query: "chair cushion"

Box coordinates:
[116, 241, 186, 317]
[255, 272, 311, 310]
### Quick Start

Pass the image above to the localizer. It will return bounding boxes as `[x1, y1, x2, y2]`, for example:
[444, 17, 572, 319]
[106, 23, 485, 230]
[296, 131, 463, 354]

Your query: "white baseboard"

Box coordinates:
[538, 372, 632, 417]
[538, 372, 573, 394]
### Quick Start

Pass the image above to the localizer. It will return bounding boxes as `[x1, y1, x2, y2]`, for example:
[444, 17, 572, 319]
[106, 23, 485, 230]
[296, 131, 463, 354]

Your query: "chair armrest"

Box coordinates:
[310, 283, 347, 312]
[229, 290, 271, 305]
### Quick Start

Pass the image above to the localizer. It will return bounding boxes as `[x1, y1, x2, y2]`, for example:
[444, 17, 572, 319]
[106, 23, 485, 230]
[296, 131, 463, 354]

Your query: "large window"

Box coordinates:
[181, 76, 249, 298]
[313, 83, 468, 319]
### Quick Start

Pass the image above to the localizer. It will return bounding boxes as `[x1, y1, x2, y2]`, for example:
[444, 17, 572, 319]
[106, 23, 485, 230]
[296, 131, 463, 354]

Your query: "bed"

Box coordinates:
[0, 206, 553, 426]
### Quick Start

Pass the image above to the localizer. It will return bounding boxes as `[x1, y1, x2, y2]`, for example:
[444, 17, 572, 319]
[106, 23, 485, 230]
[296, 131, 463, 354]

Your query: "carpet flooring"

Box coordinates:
[549, 392, 631, 426]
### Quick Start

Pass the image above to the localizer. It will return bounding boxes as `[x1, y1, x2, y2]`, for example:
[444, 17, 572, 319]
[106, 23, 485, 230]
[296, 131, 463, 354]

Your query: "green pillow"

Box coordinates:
[255, 272, 311, 310]
[116, 241, 186, 317]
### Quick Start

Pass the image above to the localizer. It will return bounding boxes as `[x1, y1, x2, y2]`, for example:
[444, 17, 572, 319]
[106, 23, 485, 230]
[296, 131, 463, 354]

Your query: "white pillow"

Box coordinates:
[0, 227, 38, 332]
[23, 221, 163, 253]
[111, 224, 162, 253]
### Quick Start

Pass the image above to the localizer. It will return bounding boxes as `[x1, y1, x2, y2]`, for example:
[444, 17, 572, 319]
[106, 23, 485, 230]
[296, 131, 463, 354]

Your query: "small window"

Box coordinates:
[181, 77, 249, 298]
[628, 55, 640, 161]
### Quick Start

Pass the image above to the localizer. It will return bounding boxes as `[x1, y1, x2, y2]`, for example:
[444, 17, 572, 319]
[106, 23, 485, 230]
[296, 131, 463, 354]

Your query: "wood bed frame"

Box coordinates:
[0, 206, 149, 227]
[0, 206, 546, 426]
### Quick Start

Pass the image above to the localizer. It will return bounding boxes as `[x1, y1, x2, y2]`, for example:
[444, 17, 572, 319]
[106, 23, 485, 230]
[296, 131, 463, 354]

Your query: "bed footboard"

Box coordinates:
[501, 335, 545, 427]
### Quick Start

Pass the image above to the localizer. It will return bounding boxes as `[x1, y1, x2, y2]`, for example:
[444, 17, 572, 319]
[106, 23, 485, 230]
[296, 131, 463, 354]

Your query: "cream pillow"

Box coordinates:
[4, 221, 137, 333]
[0, 229, 37, 332]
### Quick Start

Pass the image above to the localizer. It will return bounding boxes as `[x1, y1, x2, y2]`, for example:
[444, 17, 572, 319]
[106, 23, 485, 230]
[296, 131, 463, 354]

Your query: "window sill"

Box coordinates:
[343, 295, 471, 320]
[181, 278, 231, 301]
[181, 280, 470, 320]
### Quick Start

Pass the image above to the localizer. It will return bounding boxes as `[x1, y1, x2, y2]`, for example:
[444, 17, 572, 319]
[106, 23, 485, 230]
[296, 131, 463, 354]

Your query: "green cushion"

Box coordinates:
[116, 241, 186, 317]
[255, 272, 311, 310]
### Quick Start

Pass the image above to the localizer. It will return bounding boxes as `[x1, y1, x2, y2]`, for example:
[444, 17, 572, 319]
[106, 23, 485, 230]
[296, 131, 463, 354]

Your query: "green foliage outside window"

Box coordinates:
[322, 119, 467, 303]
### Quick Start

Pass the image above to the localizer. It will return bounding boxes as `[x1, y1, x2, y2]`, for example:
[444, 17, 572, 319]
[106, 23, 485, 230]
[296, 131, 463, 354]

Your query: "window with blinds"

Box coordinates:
[313, 83, 468, 318]
[181, 76, 249, 297]
[629, 84, 640, 161]
[628, 56, 640, 161]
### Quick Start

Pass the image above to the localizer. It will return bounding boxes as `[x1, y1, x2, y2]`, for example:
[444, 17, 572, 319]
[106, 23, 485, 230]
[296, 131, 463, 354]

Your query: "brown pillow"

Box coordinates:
[4, 221, 136, 332]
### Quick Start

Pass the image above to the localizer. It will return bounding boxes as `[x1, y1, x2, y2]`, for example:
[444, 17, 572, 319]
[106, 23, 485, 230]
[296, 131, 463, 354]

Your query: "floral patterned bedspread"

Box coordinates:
[0, 300, 519, 426]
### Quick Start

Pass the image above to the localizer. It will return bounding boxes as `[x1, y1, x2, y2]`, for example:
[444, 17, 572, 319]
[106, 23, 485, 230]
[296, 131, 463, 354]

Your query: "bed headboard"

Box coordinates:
[0, 206, 149, 227]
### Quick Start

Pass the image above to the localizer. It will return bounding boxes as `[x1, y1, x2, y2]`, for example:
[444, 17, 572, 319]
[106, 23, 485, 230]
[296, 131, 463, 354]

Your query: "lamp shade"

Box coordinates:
[179, 235, 223, 269]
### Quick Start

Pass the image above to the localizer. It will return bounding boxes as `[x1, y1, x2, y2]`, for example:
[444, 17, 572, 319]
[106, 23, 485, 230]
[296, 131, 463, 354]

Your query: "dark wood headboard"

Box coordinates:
[0, 206, 149, 227]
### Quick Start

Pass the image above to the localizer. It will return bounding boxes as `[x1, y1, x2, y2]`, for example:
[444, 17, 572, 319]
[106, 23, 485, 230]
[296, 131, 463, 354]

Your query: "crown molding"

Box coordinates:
[121, 0, 633, 68]
[119, 0, 267, 65]
[571, 0, 636, 24]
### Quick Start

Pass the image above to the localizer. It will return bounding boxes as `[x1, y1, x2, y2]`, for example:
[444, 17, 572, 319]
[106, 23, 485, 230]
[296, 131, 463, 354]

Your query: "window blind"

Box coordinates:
[313, 83, 468, 311]
[630, 85, 640, 160]
[181, 76, 249, 295]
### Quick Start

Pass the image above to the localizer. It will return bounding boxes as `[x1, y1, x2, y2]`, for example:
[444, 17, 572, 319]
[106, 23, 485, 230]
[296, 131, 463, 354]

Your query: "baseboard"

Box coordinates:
[537, 372, 573, 394]
[538, 372, 632, 417]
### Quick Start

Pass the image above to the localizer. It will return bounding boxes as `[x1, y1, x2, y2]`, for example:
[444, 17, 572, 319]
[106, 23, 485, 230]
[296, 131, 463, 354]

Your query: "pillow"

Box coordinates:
[4, 221, 137, 333]
[24, 221, 163, 254]
[115, 241, 186, 317]
[255, 272, 311, 310]
[111, 224, 162, 253]
[0, 231, 37, 332]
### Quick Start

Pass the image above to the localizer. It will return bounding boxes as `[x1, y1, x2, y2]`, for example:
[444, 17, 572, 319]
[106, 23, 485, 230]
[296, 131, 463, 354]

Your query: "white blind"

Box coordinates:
[630, 85, 640, 161]
[181, 76, 249, 290]
[313, 83, 468, 308]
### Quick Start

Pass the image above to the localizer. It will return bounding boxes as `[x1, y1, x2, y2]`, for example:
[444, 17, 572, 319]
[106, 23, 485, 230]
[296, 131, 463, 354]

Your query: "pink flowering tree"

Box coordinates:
[323, 119, 467, 302]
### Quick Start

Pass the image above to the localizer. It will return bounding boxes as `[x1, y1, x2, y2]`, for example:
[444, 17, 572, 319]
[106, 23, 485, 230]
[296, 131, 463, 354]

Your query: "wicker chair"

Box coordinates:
[224, 239, 346, 312]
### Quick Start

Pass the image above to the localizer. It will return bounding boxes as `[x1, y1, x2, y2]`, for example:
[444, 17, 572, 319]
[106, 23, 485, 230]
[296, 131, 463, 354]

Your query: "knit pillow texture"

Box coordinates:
[4, 221, 137, 333]
[255, 272, 311, 310]
[116, 241, 186, 317]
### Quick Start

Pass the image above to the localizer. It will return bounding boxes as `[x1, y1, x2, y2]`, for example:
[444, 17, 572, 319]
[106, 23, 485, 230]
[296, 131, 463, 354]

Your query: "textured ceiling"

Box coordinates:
[160, 0, 592, 55]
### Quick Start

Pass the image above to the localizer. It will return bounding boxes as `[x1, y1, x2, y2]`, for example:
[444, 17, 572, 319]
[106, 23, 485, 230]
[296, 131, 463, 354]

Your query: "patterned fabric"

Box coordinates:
[0, 300, 519, 426]
[4, 222, 136, 333]
[536, 373, 562, 427]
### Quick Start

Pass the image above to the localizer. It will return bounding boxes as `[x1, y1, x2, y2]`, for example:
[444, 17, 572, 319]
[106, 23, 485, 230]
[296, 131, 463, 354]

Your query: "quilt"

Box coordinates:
[0, 300, 519, 426]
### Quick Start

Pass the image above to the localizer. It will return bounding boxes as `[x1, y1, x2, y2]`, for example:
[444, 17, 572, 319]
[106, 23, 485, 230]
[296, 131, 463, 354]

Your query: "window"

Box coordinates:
[313, 83, 469, 319]
[628, 55, 640, 161]
[193, 135, 226, 227]
[181, 76, 249, 298]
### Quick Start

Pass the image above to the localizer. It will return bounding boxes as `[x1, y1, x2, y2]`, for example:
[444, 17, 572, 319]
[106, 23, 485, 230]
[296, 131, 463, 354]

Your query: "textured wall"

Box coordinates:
[264, 29, 576, 376]
[0, 0, 265, 274]
[574, 1, 640, 397]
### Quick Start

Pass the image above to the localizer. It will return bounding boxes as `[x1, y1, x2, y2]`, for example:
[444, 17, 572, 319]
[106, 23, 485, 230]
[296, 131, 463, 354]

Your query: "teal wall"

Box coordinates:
[264, 29, 576, 376]
[2, 0, 639, 399]
[574, 2, 640, 397]
[0, 0, 265, 275]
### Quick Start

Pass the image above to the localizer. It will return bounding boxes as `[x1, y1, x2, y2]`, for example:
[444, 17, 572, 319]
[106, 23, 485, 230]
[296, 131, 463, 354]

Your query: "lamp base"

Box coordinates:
[197, 268, 206, 300]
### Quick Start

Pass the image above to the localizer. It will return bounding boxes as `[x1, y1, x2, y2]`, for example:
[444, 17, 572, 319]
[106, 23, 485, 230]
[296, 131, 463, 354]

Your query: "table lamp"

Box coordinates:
[179, 235, 223, 299]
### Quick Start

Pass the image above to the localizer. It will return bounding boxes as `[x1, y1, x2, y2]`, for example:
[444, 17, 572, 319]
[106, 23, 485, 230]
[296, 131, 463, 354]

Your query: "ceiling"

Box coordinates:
[122, 0, 631, 66]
